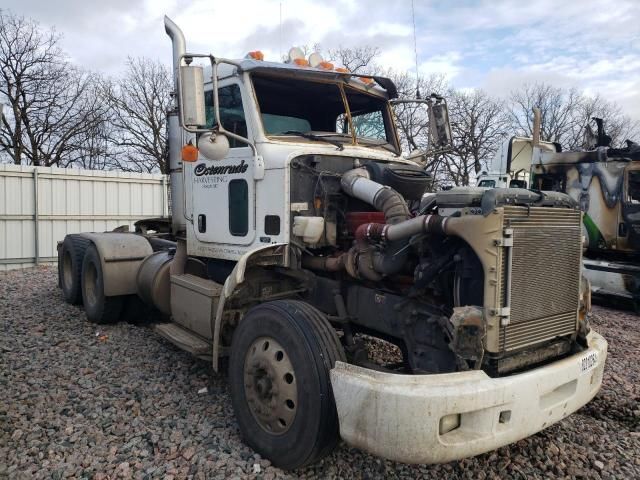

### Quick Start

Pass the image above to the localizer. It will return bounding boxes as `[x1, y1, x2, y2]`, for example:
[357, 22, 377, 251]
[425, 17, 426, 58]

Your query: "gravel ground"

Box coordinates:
[1, 266, 639, 479]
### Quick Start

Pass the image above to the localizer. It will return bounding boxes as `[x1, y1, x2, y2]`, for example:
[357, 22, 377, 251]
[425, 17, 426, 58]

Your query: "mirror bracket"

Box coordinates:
[390, 93, 453, 161]
[176, 53, 260, 160]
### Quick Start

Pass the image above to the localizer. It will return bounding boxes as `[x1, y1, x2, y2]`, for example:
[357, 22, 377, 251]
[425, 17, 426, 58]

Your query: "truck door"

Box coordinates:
[192, 82, 256, 245]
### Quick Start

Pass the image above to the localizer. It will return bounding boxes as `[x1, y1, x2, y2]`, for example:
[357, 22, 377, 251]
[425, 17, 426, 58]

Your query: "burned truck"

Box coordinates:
[478, 112, 640, 308]
[56, 17, 607, 469]
[531, 135, 640, 307]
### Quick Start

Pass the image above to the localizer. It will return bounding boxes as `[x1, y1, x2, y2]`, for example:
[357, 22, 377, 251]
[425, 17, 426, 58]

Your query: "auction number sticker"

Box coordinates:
[579, 351, 598, 374]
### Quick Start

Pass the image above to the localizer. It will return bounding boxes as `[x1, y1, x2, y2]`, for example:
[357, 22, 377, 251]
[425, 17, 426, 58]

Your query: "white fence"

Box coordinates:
[0, 164, 169, 271]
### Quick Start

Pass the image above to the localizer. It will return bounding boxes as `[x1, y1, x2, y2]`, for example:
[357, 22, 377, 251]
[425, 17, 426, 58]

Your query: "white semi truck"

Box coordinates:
[57, 17, 607, 469]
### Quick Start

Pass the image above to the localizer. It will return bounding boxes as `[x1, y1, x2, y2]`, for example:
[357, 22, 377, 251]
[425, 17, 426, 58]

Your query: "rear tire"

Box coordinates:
[60, 235, 90, 305]
[229, 300, 346, 470]
[81, 245, 124, 324]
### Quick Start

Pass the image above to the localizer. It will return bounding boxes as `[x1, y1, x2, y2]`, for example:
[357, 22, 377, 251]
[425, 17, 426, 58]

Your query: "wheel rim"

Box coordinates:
[84, 262, 98, 307]
[62, 252, 73, 290]
[243, 336, 297, 435]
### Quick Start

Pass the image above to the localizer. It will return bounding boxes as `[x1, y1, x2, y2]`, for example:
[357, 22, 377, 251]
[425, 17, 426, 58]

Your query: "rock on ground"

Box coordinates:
[0, 266, 638, 479]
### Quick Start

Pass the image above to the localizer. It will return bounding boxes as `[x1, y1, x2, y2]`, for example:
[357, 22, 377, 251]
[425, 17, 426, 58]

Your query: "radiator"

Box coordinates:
[499, 206, 582, 351]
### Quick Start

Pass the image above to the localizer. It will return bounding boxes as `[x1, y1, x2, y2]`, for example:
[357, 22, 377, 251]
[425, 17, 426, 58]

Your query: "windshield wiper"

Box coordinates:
[280, 130, 345, 151]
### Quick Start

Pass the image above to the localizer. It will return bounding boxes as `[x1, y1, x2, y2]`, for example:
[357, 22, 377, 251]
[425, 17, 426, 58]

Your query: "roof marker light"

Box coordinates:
[308, 52, 324, 67]
[286, 47, 305, 64]
[309, 52, 334, 70]
[245, 51, 264, 60]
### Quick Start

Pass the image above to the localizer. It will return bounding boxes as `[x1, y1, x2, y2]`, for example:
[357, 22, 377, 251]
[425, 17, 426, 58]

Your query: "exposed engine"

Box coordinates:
[289, 155, 586, 376]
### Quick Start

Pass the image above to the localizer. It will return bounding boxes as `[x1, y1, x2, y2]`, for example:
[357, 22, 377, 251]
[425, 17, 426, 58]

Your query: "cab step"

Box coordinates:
[154, 322, 212, 358]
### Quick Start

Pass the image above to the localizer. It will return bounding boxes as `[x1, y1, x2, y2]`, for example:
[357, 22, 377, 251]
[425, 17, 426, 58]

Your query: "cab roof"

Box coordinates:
[208, 58, 398, 99]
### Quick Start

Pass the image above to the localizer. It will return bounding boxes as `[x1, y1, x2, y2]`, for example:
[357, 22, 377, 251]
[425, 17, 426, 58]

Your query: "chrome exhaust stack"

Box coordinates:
[164, 16, 187, 235]
[164, 16, 186, 91]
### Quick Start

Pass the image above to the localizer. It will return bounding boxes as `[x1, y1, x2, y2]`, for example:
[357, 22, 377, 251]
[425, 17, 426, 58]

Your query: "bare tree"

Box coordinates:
[508, 83, 583, 147]
[0, 11, 106, 166]
[103, 57, 172, 173]
[507, 82, 639, 150]
[442, 89, 508, 186]
[65, 116, 116, 170]
[574, 95, 639, 149]
[327, 46, 381, 74]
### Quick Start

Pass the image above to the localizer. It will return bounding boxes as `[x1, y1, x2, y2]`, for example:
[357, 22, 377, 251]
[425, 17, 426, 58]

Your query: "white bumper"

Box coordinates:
[330, 331, 607, 464]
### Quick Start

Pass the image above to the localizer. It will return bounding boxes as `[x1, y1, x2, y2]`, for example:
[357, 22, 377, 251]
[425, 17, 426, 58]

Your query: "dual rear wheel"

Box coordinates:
[80, 245, 124, 324]
[59, 236, 124, 324]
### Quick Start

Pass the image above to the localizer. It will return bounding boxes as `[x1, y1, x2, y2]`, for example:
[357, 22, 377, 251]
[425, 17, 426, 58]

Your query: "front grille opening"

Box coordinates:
[485, 336, 574, 377]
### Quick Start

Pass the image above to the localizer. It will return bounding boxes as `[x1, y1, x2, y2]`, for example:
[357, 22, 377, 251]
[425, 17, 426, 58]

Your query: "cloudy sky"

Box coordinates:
[5, 0, 640, 119]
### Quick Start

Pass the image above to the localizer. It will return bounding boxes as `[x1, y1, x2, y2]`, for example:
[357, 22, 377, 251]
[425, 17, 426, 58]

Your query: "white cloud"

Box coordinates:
[1, 0, 638, 120]
[420, 52, 462, 80]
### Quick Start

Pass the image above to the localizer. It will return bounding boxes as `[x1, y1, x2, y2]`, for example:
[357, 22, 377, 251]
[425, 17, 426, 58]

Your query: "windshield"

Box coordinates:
[251, 73, 398, 152]
[478, 179, 496, 188]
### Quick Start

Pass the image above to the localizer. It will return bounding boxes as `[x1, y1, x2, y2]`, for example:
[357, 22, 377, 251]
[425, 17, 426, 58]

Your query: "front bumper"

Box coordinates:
[330, 331, 607, 464]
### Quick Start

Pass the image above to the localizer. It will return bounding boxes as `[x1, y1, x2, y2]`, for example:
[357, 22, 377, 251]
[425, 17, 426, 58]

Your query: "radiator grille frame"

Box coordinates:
[499, 206, 582, 352]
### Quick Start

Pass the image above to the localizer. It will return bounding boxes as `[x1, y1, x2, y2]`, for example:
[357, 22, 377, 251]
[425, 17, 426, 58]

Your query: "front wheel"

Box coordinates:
[229, 300, 346, 470]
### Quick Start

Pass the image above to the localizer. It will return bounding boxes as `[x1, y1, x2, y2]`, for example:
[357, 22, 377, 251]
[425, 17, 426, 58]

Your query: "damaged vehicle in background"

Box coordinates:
[477, 110, 640, 309]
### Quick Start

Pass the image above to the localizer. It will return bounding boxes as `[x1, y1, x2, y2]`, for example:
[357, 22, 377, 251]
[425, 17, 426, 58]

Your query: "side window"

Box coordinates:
[229, 179, 249, 236]
[204, 84, 248, 148]
[628, 171, 640, 204]
[351, 110, 386, 140]
[336, 111, 387, 140]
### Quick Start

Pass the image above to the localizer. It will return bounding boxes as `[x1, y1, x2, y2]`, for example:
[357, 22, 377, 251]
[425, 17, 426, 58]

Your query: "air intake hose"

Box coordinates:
[341, 168, 411, 225]
[340, 167, 413, 280]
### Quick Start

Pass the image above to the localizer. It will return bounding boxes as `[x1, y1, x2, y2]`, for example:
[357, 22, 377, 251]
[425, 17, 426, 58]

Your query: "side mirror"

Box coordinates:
[198, 132, 229, 161]
[427, 95, 452, 150]
[179, 64, 206, 127]
[390, 95, 453, 165]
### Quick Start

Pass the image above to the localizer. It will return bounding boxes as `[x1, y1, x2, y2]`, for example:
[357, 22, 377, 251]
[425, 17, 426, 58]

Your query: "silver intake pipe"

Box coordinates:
[167, 111, 185, 233]
[164, 16, 187, 234]
[385, 214, 449, 241]
[341, 168, 411, 225]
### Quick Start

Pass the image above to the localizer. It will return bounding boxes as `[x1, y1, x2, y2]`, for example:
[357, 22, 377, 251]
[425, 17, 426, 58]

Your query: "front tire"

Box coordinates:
[81, 245, 124, 324]
[229, 300, 346, 470]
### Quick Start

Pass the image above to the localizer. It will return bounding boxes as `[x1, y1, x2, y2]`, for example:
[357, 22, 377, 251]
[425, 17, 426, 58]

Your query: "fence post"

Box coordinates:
[33, 168, 40, 265]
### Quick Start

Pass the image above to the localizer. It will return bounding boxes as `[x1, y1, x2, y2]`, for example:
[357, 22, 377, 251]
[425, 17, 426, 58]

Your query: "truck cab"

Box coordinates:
[476, 136, 560, 189]
[181, 56, 423, 260]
